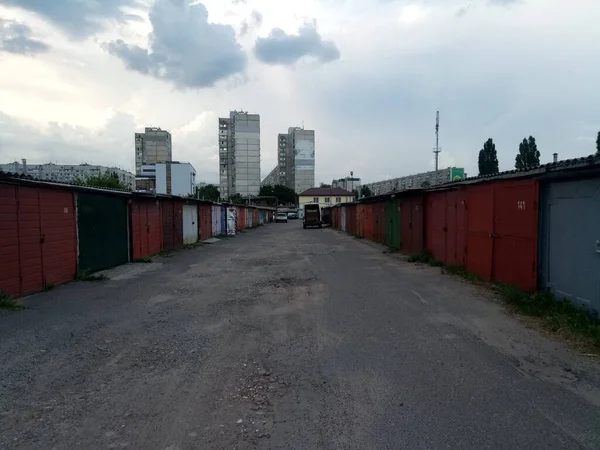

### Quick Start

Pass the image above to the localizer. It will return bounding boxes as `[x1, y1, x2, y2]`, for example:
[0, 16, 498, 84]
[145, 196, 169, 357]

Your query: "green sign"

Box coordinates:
[450, 168, 465, 182]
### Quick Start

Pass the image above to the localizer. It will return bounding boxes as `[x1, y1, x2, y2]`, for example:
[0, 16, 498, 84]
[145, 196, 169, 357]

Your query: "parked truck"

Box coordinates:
[303, 204, 321, 229]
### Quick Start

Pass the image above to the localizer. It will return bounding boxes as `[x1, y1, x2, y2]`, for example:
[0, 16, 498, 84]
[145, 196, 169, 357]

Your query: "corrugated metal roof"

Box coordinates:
[0, 171, 277, 209]
[354, 154, 600, 202]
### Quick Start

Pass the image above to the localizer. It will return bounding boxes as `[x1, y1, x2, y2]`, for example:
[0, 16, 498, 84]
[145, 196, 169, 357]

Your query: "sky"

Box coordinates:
[0, 0, 599, 185]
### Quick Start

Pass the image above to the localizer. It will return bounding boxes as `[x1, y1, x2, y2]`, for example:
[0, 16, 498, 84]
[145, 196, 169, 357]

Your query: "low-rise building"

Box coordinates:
[298, 187, 355, 212]
[362, 167, 465, 196]
[135, 162, 196, 196]
[0, 160, 135, 188]
[332, 174, 361, 192]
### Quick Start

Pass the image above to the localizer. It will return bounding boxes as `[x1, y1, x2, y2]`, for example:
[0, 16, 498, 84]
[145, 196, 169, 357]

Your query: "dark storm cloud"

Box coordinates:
[0, 18, 49, 55]
[105, 0, 246, 89]
[0, 0, 139, 38]
[254, 23, 340, 65]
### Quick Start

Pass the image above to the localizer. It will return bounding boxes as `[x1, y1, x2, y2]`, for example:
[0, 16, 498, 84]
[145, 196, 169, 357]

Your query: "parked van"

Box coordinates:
[303, 204, 321, 229]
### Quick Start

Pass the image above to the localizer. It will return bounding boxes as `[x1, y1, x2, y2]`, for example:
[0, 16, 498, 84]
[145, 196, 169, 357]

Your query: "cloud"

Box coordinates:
[239, 9, 263, 36]
[105, 0, 246, 88]
[0, 111, 136, 170]
[0, 110, 220, 182]
[0, 18, 50, 55]
[0, 0, 138, 38]
[254, 22, 340, 66]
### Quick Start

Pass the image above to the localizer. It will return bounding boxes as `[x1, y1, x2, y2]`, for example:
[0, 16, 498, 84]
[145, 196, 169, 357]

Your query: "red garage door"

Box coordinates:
[131, 198, 162, 260]
[0, 184, 76, 298]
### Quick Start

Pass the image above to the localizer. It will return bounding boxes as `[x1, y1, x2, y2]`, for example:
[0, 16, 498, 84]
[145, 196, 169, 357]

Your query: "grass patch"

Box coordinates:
[353, 234, 364, 239]
[494, 284, 600, 349]
[406, 250, 600, 350]
[441, 265, 482, 283]
[43, 283, 55, 291]
[408, 250, 433, 263]
[133, 256, 153, 263]
[75, 270, 108, 282]
[0, 290, 22, 311]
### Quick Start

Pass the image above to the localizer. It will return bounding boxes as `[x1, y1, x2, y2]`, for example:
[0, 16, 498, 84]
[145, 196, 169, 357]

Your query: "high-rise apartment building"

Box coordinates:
[219, 111, 261, 199]
[261, 127, 315, 193]
[289, 127, 315, 194]
[135, 127, 172, 175]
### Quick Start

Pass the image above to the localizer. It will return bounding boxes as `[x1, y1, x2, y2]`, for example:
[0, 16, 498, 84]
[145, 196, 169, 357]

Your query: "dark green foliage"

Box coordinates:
[195, 184, 219, 201]
[478, 138, 499, 176]
[596, 131, 600, 155]
[515, 136, 541, 170]
[228, 194, 245, 205]
[0, 290, 22, 310]
[495, 285, 600, 349]
[319, 183, 332, 188]
[259, 185, 297, 205]
[352, 189, 359, 199]
[75, 172, 130, 190]
[359, 185, 372, 198]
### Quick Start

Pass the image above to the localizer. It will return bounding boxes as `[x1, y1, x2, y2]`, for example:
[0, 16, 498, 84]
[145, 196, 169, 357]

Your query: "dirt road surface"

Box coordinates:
[2, 222, 600, 449]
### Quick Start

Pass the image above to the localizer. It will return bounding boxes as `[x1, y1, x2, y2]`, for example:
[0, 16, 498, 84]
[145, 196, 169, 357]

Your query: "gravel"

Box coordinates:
[1, 222, 600, 449]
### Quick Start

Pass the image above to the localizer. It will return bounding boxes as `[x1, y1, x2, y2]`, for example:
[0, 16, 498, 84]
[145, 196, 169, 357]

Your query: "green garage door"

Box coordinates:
[77, 193, 129, 272]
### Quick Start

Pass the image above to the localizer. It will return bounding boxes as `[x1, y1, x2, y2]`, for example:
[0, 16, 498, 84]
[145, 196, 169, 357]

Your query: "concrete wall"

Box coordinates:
[155, 163, 195, 196]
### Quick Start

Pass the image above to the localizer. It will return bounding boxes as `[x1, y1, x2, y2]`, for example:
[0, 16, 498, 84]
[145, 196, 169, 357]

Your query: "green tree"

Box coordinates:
[228, 194, 245, 204]
[196, 184, 219, 201]
[359, 185, 372, 198]
[320, 183, 331, 188]
[596, 131, 600, 155]
[478, 138, 499, 176]
[259, 184, 297, 205]
[352, 189, 359, 199]
[76, 172, 130, 190]
[515, 136, 540, 170]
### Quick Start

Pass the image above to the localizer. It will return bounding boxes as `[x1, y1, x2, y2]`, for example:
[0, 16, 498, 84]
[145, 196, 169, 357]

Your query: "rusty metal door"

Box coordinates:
[492, 179, 538, 291]
[465, 185, 494, 280]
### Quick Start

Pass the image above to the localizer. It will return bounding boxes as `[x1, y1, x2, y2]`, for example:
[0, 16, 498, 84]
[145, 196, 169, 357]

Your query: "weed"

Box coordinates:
[441, 265, 482, 283]
[493, 284, 600, 349]
[353, 234, 364, 239]
[133, 256, 153, 263]
[406, 251, 600, 350]
[407, 250, 434, 264]
[0, 290, 22, 311]
[43, 283, 55, 291]
[75, 270, 108, 282]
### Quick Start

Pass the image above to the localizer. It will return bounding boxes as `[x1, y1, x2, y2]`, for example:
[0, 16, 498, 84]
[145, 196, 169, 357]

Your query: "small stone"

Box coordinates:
[236, 419, 243, 424]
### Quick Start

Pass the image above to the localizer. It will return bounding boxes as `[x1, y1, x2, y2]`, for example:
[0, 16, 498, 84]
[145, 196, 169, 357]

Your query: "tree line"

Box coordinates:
[478, 131, 600, 176]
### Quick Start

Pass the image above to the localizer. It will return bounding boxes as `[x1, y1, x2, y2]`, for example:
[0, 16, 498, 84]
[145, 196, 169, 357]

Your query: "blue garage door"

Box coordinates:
[539, 178, 600, 313]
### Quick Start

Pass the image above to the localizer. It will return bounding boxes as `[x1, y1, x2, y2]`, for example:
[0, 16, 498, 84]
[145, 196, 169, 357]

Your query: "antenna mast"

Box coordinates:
[434, 111, 441, 171]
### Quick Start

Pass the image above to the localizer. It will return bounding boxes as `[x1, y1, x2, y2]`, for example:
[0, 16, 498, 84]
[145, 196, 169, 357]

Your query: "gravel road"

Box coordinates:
[1, 222, 600, 450]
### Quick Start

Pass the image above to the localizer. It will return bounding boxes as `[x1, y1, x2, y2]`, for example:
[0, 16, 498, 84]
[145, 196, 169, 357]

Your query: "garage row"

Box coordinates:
[328, 155, 600, 314]
[0, 177, 274, 298]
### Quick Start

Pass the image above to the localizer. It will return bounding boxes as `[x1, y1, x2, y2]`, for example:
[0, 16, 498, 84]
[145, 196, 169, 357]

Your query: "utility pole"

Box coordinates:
[433, 111, 441, 171]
